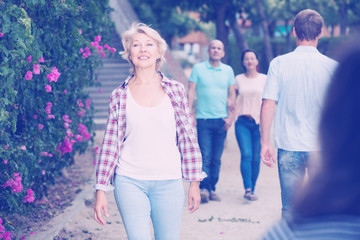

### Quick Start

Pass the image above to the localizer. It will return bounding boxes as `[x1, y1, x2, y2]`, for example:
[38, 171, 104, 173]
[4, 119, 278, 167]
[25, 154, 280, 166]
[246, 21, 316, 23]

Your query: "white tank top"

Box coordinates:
[116, 88, 182, 180]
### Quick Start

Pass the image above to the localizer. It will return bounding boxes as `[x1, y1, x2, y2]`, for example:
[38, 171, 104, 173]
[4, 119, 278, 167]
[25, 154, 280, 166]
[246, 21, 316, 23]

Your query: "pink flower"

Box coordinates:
[85, 98, 91, 109]
[20, 145, 26, 150]
[4, 145, 9, 149]
[0, 32, 4, 37]
[40, 151, 48, 157]
[33, 114, 38, 119]
[64, 89, 68, 94]
[101, 52, 106, 58]
[25, 71, 33, 80]
[38, 56, 44, 62]
[33, 64, 40, 74]
[82, 50, 91, 59]
[77, 99, 84, 107]
[47, 115, 55, 119]
[23, 188, 35, 203]
[66, 129, 73, 138]
[3, 172, 23, 193]
[90, 41, 99, 47]
[38, 124, 44, 130]
[45, 84, 52, 92]
[78, 28, 82, 35]
[30, 231, 34, 235]
[56, 137, 75, 155]
[64, 122, 69, 128]
[3, 159, 7, 164]
[77, 108, 86, 117]
[48, 153, 53, 157]
[95, 35, 101, 42]
[47, 67, 61, 82]
[75, 134, 83, 142]
[104, 44, 110, 49]
[110, 48, 116, 53]
[78, 123, 91, 140]
[45, 102, 52, 114]
[80, 48, 84, 53]
[62, 115, 72, 123]
[94, 146, 99, 155]
[3, 231, 13, 240]
[26, 55, 32, 63]
[41, 170, 46, 175]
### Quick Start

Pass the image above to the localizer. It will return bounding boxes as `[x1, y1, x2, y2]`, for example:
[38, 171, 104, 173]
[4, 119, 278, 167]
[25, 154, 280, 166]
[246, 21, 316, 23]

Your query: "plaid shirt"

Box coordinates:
[95, 73, 206, 191]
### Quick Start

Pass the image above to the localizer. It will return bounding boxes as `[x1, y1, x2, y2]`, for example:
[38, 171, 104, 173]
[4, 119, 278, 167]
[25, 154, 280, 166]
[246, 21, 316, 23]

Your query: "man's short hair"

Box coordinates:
[294, 9, 324, 41]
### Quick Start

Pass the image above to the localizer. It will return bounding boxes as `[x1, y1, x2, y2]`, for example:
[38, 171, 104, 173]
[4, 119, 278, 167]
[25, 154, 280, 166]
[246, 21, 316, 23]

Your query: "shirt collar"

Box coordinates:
[294, 45, 319, 53]
[205, 60, 223, 71]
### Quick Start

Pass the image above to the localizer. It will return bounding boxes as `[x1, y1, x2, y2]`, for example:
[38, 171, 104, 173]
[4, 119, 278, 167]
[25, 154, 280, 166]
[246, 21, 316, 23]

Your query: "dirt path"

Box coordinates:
[33, 125, 281, 240]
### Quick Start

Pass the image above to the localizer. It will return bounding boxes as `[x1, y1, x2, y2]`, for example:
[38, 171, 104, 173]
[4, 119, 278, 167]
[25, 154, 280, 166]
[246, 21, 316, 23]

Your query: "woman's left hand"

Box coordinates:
[223, 116, 233, 130]
[188, 181, 200, 213]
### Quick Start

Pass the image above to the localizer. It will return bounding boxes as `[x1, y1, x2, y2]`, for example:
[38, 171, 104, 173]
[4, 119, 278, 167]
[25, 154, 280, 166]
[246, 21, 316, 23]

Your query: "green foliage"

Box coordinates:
[229, 35, 344, 75]
[0, 0, 115, 234]
[129, 0, 200, 47]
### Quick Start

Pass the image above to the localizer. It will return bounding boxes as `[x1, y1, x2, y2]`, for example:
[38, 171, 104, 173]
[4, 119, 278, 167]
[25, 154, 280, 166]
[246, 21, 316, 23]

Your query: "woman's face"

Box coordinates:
[243, 52, 258, 72]
[129, 33, 160, 70]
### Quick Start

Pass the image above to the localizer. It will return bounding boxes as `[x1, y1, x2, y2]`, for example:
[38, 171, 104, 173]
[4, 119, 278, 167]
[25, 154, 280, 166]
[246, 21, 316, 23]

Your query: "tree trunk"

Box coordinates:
[339, 2, 348, 35]
[215, 0, 230, 63]
[230, 14, 249, 55]
[255, 0, 273, 66]
[285, 19, 292, 52]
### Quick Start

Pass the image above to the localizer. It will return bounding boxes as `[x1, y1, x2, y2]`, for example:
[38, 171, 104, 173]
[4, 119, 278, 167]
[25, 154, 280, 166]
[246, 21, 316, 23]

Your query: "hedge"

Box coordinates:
[0, 0, 116, 238]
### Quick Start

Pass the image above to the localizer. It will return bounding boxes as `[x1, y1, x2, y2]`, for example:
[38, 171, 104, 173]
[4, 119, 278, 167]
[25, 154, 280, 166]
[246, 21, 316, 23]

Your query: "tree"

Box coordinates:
[255, 0, 273, 65]
[129, 0, 199, 47]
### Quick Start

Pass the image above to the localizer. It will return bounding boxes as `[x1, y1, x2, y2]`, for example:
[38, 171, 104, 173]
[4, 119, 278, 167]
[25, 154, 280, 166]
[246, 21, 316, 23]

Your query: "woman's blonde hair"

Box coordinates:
[121, 23, 167, 73]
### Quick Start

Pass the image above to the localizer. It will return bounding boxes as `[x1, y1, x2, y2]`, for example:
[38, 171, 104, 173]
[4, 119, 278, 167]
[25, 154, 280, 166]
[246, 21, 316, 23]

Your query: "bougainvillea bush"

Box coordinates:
[0, 0, 115, 237]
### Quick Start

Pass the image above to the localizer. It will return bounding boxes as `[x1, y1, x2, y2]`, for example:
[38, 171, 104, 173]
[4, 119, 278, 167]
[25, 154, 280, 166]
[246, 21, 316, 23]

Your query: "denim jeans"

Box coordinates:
[197, 118, 227, 192]
[234, 116, 261, 192]
[277, 149, 310, 219]
[113, 175, 184, 240]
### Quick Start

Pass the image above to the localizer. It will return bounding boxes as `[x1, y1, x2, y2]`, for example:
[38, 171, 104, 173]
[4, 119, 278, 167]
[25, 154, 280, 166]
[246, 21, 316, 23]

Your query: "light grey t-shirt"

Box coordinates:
[262, 46, 338, 151]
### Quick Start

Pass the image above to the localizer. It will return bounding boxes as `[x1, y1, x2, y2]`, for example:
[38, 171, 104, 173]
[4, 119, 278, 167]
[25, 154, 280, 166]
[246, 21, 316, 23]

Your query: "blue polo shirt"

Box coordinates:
[189, 61, 235, 119]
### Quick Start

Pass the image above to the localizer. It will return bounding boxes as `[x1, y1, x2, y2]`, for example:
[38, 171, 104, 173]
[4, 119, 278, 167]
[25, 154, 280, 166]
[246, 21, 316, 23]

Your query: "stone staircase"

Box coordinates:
[88, 33, 130, 129]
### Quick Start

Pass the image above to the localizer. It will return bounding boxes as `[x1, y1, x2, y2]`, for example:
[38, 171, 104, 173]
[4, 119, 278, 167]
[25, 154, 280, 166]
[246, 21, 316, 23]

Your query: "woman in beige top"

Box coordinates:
[234, 49, 267, 201]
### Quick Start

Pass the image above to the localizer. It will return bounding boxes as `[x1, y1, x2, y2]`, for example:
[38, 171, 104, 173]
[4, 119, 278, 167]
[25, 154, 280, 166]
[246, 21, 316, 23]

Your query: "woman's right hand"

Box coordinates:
[94, 190, 109, 225]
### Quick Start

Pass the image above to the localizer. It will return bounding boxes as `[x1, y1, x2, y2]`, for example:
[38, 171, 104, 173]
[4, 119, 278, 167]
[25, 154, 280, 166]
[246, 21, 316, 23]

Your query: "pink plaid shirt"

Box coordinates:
[95, 73, 206, 191]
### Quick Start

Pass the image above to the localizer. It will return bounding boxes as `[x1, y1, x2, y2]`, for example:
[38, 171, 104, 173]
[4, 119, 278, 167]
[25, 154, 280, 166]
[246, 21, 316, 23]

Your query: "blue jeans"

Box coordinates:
[197, 118, 227, 192]
[113, 175, 184, 240]
[234, 116, 261, 192]
[277, 149, 310, 219]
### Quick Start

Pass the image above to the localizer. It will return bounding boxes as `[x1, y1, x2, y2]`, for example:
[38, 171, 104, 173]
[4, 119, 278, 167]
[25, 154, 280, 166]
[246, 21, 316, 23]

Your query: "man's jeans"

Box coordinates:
[234, 116, 261, 192]
[197, 118, 227, 192]
[277, 149, 310, 219]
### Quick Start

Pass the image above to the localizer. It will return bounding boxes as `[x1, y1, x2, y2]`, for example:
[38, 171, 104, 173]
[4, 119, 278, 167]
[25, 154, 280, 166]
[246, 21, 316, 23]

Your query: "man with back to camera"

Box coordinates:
[260, 9, 338, 219]
[188, 40, 236, 203]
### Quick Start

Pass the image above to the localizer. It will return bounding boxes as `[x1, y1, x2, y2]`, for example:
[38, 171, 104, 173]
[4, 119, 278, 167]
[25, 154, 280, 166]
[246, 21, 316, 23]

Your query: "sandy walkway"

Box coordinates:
[40, 125, 281, 240]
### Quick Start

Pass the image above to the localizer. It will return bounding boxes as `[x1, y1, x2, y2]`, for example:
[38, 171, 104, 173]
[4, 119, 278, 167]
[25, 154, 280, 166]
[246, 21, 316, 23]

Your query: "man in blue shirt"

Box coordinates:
[188, 40, 236, 203]
[260, 9, 338, 219]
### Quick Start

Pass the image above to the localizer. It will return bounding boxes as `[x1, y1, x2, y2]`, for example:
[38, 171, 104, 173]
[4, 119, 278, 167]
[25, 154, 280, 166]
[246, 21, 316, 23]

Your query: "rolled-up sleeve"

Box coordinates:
[263, 58, 280, 101]
[177, 83, 207, 181]
[95, 100, 119, 191]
